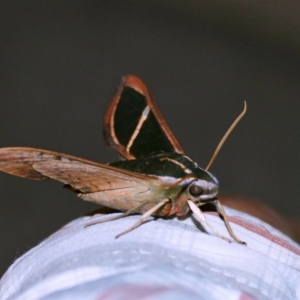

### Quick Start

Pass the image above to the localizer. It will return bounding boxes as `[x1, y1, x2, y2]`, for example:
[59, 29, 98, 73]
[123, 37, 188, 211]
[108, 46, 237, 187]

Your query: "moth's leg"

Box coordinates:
[187, 200, 231, 243]
[115, 198, 170, 238]
[214, 200, 246, 245]
[84, 203, 147, 228]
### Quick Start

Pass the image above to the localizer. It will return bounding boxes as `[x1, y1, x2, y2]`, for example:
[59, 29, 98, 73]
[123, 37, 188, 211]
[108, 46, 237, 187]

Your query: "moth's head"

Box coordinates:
[186, 169, 219, 201]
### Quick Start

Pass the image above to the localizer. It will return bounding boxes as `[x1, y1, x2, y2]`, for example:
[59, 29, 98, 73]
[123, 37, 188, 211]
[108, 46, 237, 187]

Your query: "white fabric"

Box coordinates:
[0, 207, 299, 300]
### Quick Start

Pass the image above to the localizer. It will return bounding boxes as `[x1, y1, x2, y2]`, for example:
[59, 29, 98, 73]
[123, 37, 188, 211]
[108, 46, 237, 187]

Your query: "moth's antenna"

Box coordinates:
[205, 101, 247, 171]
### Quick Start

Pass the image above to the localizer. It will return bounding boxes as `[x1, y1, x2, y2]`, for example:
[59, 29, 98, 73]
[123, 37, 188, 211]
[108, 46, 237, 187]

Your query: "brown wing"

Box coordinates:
[0, 147, 159, 193]
[103, 75, 184, 159]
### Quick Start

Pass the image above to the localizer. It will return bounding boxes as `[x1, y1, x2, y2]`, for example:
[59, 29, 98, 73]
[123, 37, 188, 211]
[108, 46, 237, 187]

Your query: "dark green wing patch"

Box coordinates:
[114, 87, 176, 158]
[103, 75, 184, 159]
[113, 87, 146, 147]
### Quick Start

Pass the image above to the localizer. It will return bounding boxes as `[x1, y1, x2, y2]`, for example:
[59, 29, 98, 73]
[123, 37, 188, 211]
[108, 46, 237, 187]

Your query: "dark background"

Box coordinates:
[1, 1, 300, 276]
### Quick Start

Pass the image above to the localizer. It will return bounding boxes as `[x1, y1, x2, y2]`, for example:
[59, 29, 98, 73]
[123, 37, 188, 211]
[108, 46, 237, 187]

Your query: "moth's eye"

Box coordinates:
[189, 183, 204, 197]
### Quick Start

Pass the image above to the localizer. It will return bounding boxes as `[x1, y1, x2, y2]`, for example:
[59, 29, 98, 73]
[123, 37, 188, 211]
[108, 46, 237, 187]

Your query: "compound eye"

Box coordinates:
[189, 183, 204, 197]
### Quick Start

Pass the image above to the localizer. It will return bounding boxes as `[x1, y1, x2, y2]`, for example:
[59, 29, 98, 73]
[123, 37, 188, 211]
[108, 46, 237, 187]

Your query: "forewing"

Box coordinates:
[0, 147, 159, 193]
[103, 75, 184, 159]
[0, 147, 60, 180]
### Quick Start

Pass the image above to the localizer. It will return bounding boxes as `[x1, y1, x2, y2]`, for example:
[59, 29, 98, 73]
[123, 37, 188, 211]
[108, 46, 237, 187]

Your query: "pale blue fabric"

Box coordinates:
[0, 207, 299, 300]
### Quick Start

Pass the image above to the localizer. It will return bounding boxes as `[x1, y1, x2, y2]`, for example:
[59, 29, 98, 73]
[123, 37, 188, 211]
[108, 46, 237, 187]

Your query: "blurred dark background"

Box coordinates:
[1, 1, 300, 276]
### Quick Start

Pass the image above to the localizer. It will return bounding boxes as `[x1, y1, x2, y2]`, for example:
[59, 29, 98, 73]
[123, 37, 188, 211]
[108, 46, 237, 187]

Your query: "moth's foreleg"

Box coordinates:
[115, 198, 170, 238]
[214, 200, 246, 245]
[188, 200, 232, 243]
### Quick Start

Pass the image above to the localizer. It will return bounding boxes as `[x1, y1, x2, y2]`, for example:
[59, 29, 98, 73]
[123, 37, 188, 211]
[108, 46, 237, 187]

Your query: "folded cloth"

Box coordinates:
[0, 206, 299, 300]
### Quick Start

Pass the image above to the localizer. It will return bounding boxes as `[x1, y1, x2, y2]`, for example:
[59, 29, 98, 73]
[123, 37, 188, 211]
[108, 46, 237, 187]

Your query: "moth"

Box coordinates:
[0, 75, 247, 244]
